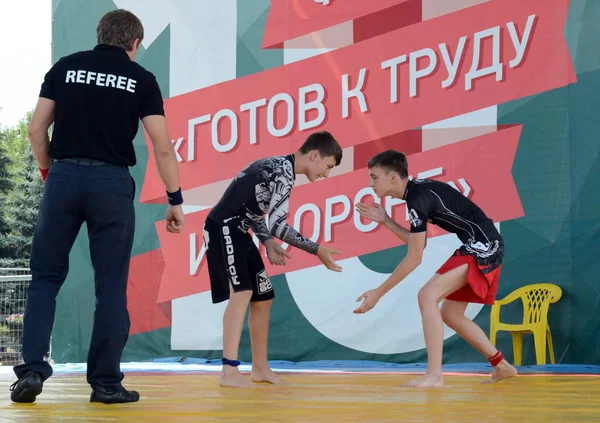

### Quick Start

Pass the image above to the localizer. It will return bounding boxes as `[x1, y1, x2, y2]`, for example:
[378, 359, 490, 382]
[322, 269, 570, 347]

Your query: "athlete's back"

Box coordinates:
[404, 178, 501, 256]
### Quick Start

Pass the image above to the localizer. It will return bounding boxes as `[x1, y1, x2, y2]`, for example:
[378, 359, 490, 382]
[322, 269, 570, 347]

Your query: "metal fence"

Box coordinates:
[0, 268, 31, 366]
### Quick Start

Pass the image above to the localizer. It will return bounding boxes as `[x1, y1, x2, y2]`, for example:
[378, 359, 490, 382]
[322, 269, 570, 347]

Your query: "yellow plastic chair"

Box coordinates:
[490, 283, 562, 365]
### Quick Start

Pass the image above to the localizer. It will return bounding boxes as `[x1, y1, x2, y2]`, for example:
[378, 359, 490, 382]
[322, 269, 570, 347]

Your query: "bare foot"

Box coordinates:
[251, 368, 290, 385]
[401, 374, 445, 388]
[219, 372, 255, 388]
[482, 359, 518, 384]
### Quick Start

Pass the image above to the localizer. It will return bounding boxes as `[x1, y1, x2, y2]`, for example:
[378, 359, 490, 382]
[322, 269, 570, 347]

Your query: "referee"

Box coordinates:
[9, 10, 184, 404]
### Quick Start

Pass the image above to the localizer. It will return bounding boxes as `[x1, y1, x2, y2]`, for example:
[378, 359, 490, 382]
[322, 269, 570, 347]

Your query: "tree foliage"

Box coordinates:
[0, 112, 43, 267]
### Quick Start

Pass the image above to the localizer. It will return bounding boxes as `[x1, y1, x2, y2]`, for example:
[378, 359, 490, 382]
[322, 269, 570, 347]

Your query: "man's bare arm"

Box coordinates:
[382, 216, 410, 243]
[356, 202, 426, 247]
[376, 230, 427, 296]
[28, 97, 55, 170]
[141, 115, 180, 193]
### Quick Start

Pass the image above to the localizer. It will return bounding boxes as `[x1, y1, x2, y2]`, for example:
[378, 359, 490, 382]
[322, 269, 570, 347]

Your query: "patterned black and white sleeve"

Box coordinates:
[267, 161, 320, 255]
[250, 220, 273, 244]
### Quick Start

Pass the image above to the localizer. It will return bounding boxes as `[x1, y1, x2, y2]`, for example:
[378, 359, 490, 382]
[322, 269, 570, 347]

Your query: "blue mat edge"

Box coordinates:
[43, 358, 600, 375]
[164, 358, 600, 373]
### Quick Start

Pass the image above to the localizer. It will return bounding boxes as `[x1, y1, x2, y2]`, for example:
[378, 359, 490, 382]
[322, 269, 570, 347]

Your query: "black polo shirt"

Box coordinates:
[39, 44, 165, 167]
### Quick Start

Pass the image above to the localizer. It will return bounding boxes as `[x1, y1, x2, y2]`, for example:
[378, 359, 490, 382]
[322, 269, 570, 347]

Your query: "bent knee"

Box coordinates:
[440, 303, 466, 327]
[417, 286, 438, 309]
[441, 307, 459, 327]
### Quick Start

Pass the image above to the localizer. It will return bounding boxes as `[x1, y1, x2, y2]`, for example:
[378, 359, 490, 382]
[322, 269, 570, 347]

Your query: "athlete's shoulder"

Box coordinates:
[271, 155, 295, 185]
[424, 178, 466, 198]
[411, 178, 458, 193]
[411, 178, 433, 187]
[405, 178, 434, 198]
[405, 178, 452, 208]
[235, 155, 288, 179]
[251, 155, 287, 169]
[262, 154, 294, 178]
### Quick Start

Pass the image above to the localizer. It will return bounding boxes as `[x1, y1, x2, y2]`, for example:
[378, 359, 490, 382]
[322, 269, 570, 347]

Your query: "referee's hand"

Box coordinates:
[166, 205, 185, 233]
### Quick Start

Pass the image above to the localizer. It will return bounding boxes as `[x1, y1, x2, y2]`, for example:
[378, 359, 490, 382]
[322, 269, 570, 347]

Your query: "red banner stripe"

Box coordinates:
[261, 0, 415, 48]
[127, 249, 171, 335]
[353, 0, 422, 44]
[140, 0, 574, 203]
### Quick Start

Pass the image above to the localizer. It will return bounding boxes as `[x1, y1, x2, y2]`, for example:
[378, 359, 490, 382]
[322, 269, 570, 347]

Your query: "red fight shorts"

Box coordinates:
[436, 247, 503, 305]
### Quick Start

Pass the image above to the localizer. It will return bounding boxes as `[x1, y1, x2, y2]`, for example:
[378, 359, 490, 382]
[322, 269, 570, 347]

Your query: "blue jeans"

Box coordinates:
[14, 158, 136, 390]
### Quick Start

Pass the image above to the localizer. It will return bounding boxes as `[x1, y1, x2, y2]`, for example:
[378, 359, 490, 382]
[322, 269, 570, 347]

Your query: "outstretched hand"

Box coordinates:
[266, 240, 292, 266]
[355, 202, 389, 224]
[353, 289, 382, 314]
[317, 246, 343, 272]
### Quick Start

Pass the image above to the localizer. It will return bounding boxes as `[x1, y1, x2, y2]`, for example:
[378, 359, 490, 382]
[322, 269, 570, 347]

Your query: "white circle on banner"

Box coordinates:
[285, 224, 499, 354]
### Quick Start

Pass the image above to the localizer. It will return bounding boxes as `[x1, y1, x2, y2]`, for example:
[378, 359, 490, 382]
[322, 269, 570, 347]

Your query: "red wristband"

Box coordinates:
[39, 168, 49, 181]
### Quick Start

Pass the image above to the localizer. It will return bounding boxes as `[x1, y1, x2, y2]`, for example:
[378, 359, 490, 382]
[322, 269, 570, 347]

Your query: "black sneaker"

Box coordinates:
[10, 372, 43, 403]
[90, 386, 140, 404]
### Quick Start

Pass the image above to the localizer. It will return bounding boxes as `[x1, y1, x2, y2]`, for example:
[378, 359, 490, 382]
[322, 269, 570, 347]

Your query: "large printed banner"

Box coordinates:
[140, 0, 574, 203]
[106, 0, 582, 357]
[49, 0, 600, 365]
[126, 0, 576, 338]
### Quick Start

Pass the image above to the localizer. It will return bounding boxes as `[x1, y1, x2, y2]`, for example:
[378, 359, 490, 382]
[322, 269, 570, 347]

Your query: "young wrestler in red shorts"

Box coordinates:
[354, 150, 517, 388]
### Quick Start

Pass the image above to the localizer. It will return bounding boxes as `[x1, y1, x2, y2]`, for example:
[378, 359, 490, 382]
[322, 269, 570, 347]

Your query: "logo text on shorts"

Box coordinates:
[256, 269, 272, 294]
[222, 225, 239, 285]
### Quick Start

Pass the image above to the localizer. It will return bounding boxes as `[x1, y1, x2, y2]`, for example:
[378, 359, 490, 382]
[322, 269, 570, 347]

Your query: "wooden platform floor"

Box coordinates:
[1, 372, 599, 422]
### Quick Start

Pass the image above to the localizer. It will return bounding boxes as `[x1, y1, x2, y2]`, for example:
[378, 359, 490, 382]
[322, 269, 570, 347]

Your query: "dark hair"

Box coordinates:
[97, 10, 144, 51]
[299, 131, 343, 165]
[367, 150, 409, 178]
